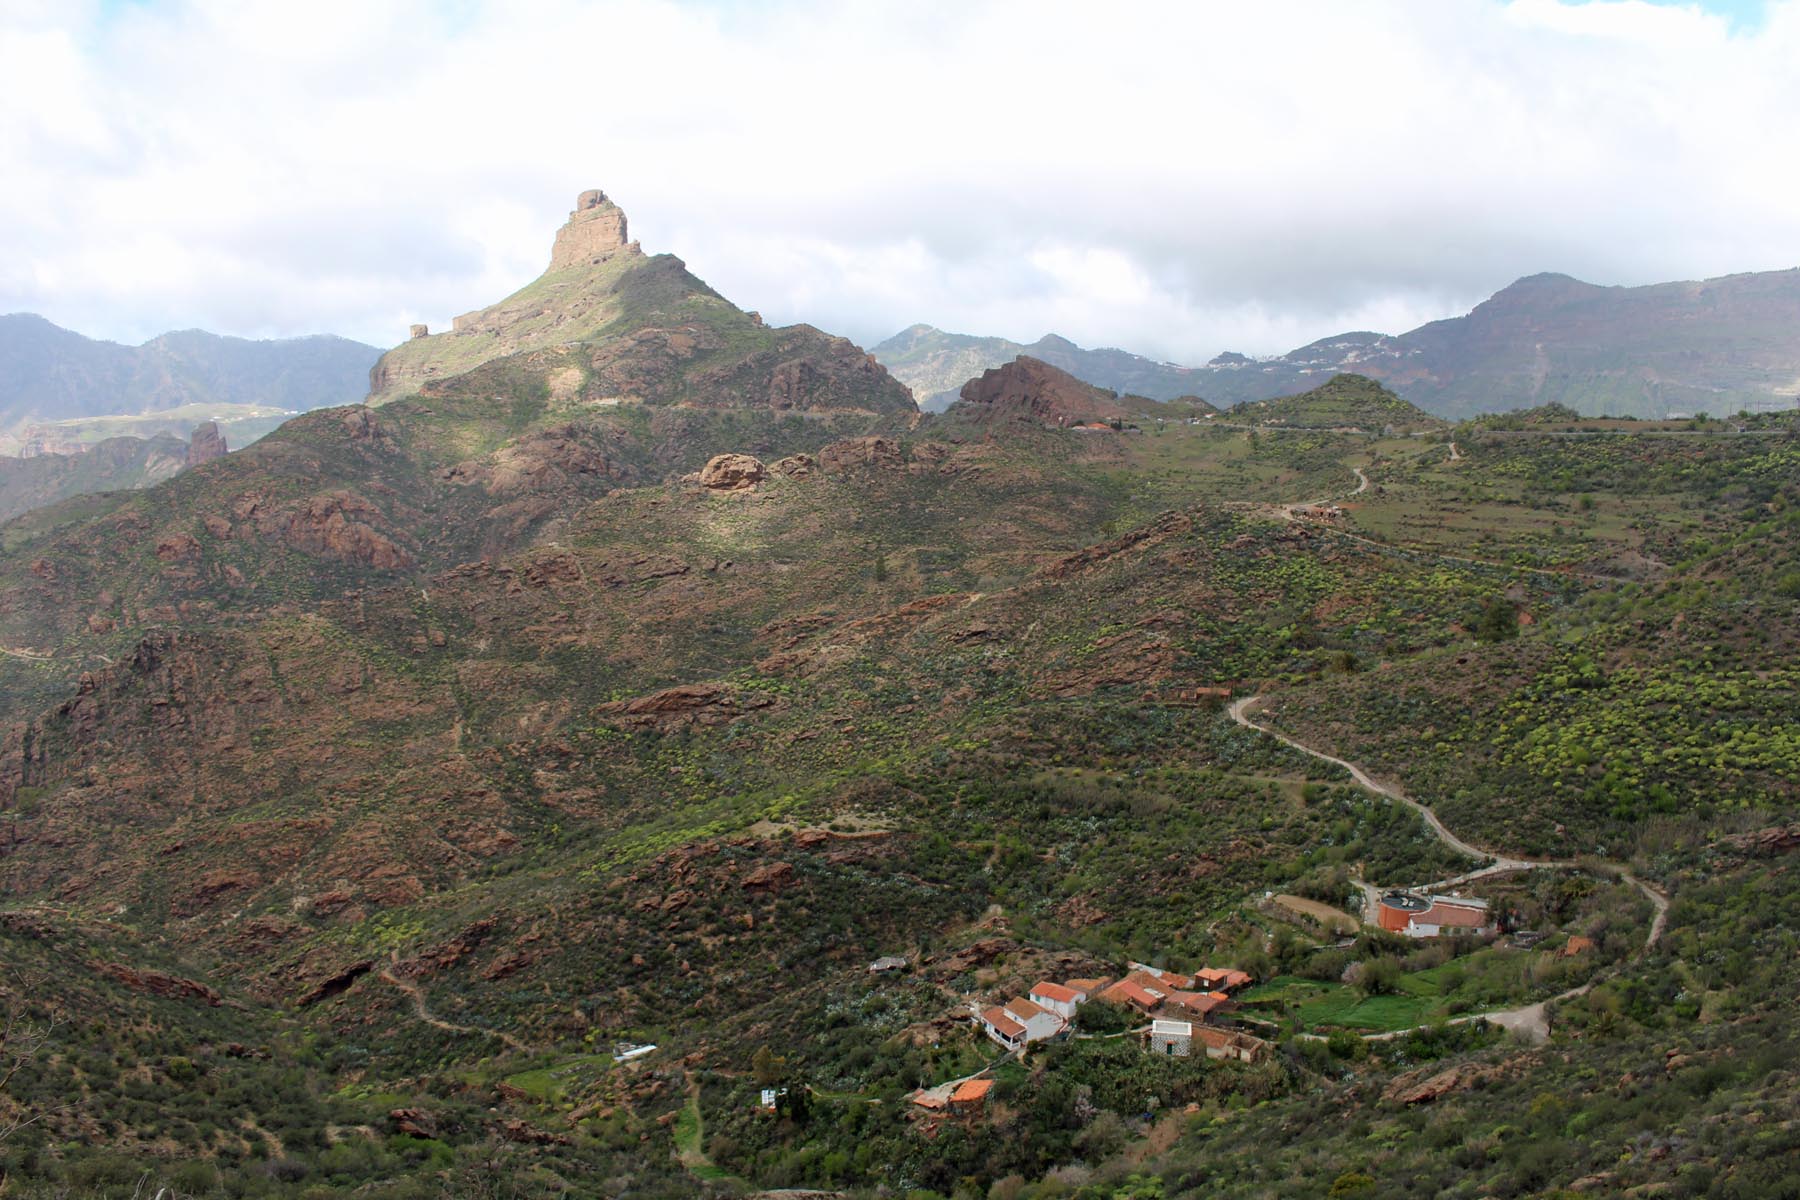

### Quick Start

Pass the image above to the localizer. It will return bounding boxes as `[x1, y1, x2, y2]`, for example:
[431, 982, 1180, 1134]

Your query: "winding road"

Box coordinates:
[1227, 694, 1667, 950]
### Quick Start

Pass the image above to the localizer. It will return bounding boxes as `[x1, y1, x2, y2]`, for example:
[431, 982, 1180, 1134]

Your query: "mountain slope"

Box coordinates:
[0, 312, 381, 434]
[371, 191, 915, 418]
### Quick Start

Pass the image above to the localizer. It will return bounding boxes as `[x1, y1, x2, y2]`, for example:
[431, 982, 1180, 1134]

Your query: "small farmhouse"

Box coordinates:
[1164, 990, 1235, 1023]
[1029, 981, 1088, 1021]
[979, 996, 1066, 1049]
[1377, 892, 1495, 938]
[1098, 975, 1166, 1014]
[1149, 1019, 1194, 1057]
[1128, 962, 1196, 990]
[1195, 967, 1253, 993]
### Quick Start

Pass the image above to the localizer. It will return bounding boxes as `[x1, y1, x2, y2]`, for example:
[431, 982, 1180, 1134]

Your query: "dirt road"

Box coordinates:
[1227, 695, 1669, 951]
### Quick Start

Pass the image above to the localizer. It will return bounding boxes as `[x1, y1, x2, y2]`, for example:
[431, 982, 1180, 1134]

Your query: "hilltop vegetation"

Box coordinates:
[0, 198, 1796, 1199]
[1226, 374, 1444, 434]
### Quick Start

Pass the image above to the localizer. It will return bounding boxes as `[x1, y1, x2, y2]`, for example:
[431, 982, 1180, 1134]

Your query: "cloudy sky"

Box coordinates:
[3, 0, 1798, 363]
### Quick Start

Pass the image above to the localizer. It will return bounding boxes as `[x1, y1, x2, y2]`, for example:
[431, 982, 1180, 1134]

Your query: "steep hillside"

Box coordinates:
[0, 313, 379, 436]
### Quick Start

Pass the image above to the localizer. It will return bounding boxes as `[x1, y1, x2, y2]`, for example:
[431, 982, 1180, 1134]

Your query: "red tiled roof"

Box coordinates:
[1031, 981, 1082, 1005]
[1167, 990, 1231, 1015]
[1101, 979, 1161, 1010]
[951, 1078, 995, 1103]
[1005, 997, 1050, 1023]
[1196, 968, 1230, 986]
[1066, 977, 1111, 992]
[1195, 1025, 1237, 1050]
[912, 1093, 948, 1110]
[981, 1005, 1024, 1039]
[1421, 901, 1490, 928]
[1223, 971, 1252, 989]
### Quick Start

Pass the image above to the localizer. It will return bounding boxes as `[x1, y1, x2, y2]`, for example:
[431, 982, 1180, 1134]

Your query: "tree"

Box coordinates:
[1474, 597, 1519, 643]
[1359, 957, 1402, 996]
[752, 1044, 785, 1087]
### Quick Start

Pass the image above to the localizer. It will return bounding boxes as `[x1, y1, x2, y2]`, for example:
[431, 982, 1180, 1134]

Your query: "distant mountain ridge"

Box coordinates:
[0, 312, 382, 436]
[878, 267, 1800, 419]
[873, 325, 1211, 411]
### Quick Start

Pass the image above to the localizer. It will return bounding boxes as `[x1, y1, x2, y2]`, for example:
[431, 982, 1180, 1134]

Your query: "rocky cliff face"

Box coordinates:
[548, 189, 632, 270]
[186, 421, 227, 467]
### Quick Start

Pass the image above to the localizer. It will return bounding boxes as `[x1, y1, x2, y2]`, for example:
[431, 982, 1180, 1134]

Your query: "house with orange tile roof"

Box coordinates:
[1029, 980, 1088, 1020]
[1128, 961, 1195, 990]
[1376, 892, 1494, 938]
[1195, 967, 1254, 993]
[1163, 990, 1235, 1023]
[978, 996, 1066, 1049]
[1098, 974, 1165, 1014]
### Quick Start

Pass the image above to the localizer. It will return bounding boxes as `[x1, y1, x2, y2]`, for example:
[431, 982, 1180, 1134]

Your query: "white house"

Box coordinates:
[979, 997, 1066, 1049]
[1028, 981, 1087, 1021]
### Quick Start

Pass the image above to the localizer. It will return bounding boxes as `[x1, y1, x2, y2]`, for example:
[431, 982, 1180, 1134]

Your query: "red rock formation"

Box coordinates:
[186, 421, 227, 467]
[93, 962, 223, 1006]
[697, 453, 767, 490]
[957, 356, 1129, 426]
[549, 189, 630, 271]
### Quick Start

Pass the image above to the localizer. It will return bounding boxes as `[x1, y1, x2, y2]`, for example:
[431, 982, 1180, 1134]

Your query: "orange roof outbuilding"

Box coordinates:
[950, 1079, 995, 1104]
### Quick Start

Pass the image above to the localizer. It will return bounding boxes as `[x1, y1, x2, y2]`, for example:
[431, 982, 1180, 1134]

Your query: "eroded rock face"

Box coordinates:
[957, 356, 1128, 426]
[819, 437, 902, 473]
[697, 453, 767, 490]
[549, 189, 630, 271]
[186, 421, 227, 468]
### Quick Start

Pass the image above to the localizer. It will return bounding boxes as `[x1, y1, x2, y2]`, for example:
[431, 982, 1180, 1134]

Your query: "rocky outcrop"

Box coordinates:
[261, 492, 415, 571]
[594, 682, 782, 729]
[819, 437, 902, 473]
[549, 189, 631, 271]
[696, 453, 767, 491]
[186, 421, 227, 467]
[1722, 825, 1800, 858]
[956, 356, 1129, 427]
[1384, 1060, 1515, 1104]
[94, 961, 223, 1006]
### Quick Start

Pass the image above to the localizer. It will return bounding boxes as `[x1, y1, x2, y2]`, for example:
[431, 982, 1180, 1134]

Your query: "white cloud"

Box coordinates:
[2, 0, 1798, 362]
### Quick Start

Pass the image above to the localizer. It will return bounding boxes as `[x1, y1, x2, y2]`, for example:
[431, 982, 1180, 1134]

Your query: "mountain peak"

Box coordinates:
[548, 188, 633, 271]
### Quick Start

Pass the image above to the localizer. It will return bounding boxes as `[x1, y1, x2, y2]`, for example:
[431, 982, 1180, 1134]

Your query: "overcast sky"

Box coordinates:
[3, 0, 1798, 363]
